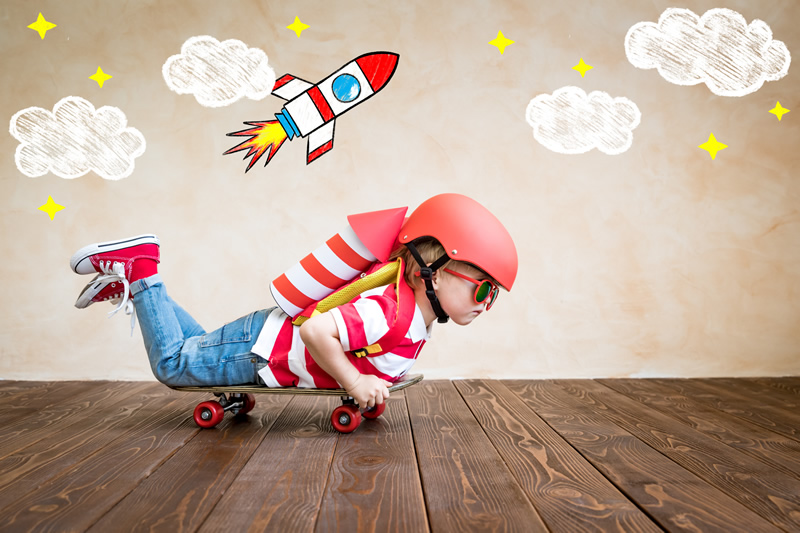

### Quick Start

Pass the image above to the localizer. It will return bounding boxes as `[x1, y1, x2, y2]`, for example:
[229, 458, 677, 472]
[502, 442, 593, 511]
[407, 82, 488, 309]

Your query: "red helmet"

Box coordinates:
[399, 194, 518, 290]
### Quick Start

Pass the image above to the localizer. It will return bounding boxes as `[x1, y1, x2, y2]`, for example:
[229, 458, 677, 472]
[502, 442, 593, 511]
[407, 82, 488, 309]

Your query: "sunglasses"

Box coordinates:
[443, 268, 499, 310]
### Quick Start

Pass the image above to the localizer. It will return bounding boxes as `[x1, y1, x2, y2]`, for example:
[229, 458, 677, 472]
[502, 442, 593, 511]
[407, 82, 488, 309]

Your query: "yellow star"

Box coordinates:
[287, 16, 310, 37]
[38, 196, 65, 221]
[769, 101, 790, 121]
[489, 31, 515, 54]
[698, 133, 728, 160]
[572, 58, 593, 77]
[28, 12, 57, 40]
[89, 67, 113, 88]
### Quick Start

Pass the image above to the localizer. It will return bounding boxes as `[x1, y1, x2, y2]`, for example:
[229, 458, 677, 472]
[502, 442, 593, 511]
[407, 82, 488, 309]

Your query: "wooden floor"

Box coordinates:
[0, 378, 799, 532]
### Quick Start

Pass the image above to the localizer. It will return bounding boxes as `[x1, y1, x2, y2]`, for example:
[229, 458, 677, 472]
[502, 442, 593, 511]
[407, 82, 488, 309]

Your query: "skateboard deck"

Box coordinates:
[174, 373, 423, 433]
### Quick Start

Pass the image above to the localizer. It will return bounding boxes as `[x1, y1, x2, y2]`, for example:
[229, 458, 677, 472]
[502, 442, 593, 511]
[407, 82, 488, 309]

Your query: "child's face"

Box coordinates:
[434, 263, 494, 325]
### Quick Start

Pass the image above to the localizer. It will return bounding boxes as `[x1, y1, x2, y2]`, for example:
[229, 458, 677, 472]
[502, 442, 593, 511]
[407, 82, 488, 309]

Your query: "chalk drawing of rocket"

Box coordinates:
[224, 52, 399, 171]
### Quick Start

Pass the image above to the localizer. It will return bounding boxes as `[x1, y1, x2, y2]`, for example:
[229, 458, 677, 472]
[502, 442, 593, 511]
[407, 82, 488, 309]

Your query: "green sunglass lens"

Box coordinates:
[475, 281, 492, 302]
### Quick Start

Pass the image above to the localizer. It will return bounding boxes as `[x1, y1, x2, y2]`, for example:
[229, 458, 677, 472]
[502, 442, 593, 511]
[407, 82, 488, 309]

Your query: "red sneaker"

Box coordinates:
[74, 268, 140, 334]
[70, 234, 160, 277]
[75, 267, 134, 310]
[70, 235, 159, 324]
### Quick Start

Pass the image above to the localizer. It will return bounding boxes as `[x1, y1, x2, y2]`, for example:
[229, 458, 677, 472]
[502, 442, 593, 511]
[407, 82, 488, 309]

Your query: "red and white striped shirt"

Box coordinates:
[252, 284, 432, 388]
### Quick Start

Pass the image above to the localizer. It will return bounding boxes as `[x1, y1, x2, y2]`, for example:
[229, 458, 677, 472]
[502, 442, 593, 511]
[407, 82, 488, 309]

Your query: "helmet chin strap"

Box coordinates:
[405, 242, 450, 323]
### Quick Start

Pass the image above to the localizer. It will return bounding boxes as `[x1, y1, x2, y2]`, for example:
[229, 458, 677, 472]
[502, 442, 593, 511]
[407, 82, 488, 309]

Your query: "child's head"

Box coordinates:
[393, 194, 518, 324]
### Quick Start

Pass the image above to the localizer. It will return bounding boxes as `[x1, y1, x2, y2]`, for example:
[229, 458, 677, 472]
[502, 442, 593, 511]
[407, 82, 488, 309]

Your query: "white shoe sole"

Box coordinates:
[70, 234, 160, 274]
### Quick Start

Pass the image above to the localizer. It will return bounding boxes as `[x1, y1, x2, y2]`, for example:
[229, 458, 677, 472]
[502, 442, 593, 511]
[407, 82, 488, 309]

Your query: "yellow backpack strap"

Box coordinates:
[292, 259, 402, 326]
[352, 260, 415, 358]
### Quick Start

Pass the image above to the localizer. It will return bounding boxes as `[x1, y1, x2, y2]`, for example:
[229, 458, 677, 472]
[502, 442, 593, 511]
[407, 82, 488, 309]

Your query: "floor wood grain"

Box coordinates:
[0, 378, 798, 532]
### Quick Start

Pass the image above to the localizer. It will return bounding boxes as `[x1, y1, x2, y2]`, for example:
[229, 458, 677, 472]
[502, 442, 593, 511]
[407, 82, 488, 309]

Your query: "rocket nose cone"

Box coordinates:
[355, 52, 399, 92]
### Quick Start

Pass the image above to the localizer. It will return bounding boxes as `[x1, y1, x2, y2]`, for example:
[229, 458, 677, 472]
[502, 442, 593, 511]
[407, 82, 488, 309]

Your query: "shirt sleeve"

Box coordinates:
[328, 293, 395, 352]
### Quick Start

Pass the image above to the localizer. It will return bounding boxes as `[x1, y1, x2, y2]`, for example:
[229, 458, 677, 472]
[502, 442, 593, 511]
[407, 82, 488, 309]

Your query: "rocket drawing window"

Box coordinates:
[332, 74, 361, 102]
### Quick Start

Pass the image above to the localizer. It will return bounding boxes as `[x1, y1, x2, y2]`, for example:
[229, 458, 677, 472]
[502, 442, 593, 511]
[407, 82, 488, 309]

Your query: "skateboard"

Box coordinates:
[173, 374, 423, 434]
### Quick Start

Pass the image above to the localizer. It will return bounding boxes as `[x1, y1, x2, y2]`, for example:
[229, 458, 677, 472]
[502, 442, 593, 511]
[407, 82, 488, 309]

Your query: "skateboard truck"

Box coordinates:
[193, 393, 256, 428]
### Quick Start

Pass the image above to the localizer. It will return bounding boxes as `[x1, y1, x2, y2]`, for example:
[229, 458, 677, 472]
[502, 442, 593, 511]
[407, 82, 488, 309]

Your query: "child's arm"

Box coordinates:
[299, 313, 391, 407]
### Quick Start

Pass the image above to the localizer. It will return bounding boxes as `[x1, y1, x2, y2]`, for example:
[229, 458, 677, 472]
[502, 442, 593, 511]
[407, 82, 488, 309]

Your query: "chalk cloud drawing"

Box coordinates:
[9, 96, 146, 180]
[625, 7, 791, 97]
[525, 86, 641, 155]
[163, 35, 276, 108]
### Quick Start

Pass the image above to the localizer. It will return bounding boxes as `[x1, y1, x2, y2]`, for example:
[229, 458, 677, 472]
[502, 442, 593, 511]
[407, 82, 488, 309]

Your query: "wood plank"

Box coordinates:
[406, 380, 548, 532]
[316, 393, 429, 533]
[554, 379, 800, 531]
[505, 380, 781, 532]
[199, 395, 340, 532]
[0, 380, 62, 401]
[705, 377, 800, 407]
[456, 380, 660, 533]
[599, 379, 800, 480]
[0, 391, 203, 531]
[656, 378, 800, 442]
[0, 381, 152, 460]
[89, 394, 291, 532]
[751, 377, 800, 397]
[0, 381, 108, 428]
[0, 382, 168, 500]
[0, 380, 22, 394]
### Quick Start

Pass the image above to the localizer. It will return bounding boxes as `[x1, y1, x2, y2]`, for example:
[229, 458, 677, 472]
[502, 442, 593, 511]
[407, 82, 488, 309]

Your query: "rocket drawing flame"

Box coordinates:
[225, 121, 289, 171]
[224, 52, 399, 171]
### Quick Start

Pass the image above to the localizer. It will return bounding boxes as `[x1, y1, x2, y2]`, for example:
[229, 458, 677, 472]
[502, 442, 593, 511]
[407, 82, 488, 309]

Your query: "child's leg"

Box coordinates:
[167, 294, 206, 339]
[130, 275, 269, 386]
[71, 236, 269, 387]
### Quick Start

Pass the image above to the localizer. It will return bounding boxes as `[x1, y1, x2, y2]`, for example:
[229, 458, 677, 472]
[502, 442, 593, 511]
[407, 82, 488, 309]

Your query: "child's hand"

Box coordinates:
[345, 374, 392, 408]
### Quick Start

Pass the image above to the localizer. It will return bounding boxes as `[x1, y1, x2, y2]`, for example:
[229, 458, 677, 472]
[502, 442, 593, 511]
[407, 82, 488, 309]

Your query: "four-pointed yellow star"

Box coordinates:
[698, 133, 728, 160]
[38, 196, 65, 221]
[28, 12, 57, 40]
[287, 16, 310, 37]
[769, 101, 790, 121]
[90, 67, 113, 88]
[572, 58, 593, 77]
[489, 31, 515, 54]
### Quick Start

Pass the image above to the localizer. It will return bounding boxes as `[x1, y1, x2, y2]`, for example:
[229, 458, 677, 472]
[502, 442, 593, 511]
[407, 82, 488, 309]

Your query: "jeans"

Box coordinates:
[129, 274, 270, 387]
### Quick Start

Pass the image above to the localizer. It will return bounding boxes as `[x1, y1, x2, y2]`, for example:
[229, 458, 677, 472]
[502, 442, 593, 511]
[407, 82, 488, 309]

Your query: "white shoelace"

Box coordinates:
[97, 261, 137, 335]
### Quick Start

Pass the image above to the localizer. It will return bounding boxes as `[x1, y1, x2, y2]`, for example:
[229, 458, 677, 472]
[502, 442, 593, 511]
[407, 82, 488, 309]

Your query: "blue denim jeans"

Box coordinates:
[129, 274, 270, 387]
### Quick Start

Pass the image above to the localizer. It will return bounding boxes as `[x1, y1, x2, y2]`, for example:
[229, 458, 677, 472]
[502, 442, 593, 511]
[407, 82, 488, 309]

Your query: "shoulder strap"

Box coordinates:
[350, 264, 415, 357]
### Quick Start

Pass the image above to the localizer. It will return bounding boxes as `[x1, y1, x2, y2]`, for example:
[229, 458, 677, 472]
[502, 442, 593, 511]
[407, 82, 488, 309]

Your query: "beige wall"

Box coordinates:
[1, 0, 798, 380]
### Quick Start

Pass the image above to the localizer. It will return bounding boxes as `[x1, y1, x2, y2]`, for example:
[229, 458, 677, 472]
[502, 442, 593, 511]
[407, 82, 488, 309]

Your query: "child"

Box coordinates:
[70, 193, 517, 408]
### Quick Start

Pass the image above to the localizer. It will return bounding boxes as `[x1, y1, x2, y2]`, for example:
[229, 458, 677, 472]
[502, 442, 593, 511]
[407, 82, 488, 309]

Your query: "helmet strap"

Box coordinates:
[406, 242, 450, 323]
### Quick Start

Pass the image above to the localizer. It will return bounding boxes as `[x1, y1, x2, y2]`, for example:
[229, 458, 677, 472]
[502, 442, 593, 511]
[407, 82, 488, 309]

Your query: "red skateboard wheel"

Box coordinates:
[193, 401, 225, 428]
[331, 404, 361, 433]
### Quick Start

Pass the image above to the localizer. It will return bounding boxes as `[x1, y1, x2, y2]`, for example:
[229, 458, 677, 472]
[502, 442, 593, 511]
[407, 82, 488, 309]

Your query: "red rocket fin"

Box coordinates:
[272, 74, 314, 100]
[307, 122, 335, 164]
[348, 206, 408, 262]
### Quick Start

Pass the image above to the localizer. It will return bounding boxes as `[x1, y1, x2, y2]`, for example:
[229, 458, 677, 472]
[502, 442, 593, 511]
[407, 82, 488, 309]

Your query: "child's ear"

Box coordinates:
[430, 270, 440, 289]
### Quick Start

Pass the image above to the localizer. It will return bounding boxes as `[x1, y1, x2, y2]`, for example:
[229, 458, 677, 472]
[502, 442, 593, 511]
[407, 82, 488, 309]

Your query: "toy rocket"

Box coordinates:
[225, 52, 399, 171]
[270, 206, 408, 319]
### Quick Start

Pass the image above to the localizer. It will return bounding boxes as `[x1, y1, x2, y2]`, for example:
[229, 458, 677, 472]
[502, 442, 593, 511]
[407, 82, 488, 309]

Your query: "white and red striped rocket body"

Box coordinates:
[270, 52, 399, 163]
[269, 207, 408, 319]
